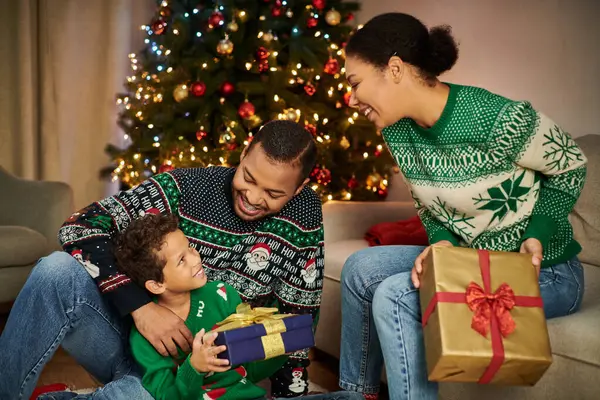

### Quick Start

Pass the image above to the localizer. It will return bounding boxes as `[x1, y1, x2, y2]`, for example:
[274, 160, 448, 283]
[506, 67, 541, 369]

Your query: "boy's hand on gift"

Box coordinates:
[190, 329, 231, 373]
[412, 240, 454, 288]
[132, 302, 194, 357]
[520, 238, 542, 276]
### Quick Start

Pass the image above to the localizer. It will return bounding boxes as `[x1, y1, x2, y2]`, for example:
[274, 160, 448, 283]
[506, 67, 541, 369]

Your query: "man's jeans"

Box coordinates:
[338, 245, 585, 400]
[0, 252, 153, 399]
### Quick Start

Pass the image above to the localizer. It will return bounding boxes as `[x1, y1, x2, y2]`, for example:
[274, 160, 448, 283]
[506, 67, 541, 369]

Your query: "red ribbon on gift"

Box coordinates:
[422, 249, 544, 384]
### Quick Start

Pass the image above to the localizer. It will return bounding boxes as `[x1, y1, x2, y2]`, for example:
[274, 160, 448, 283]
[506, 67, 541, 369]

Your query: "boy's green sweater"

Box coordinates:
[130, 281, 287, 400]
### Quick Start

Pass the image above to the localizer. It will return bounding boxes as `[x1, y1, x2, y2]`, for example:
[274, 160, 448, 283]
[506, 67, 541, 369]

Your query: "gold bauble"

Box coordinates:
[340, 136, 350, 149]
[279, 108, 300, 122]
[325, 9, 341, 26]
[219, 131, 236, 144]
[263, 31, 274, 42]
[217, 38, 234, 55]
[366, 173, 382, 188]
[173, 84, 188, 103]
[227, 21, 239, 32]
[247, 114, 263, 129]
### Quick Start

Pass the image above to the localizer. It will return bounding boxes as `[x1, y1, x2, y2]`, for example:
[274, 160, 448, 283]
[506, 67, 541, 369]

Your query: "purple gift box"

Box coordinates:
[214, 314, 314, 365]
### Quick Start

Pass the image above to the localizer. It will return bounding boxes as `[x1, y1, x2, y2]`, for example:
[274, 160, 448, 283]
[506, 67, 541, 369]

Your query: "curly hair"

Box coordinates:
[114, 213, 180, 288]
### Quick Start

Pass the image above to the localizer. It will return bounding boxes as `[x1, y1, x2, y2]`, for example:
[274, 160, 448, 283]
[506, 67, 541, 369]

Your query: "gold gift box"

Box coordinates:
[419, 246, 552, 385]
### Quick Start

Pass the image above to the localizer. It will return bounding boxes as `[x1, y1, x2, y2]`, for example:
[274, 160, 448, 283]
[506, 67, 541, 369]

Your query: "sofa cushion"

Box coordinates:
[546, 263, 600, 367]
[324, 239, 369, 282]
[570, 134, 600, 267]
[0, 226, 48, 268]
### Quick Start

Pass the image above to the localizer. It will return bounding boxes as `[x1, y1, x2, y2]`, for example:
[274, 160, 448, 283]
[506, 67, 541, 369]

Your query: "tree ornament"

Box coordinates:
[196, 130, 208, 141]
[208, 11, 224, 28]
[159, 164, 174, 173]
[217, 37, 234, 55]
[190, 81, 206, 97]
[151, 19, 167, 35]
[374, 148, 382, 157]
[219, 131, 236, 144]
[310, 166, 332, 185]
[159, 7, 171, 17]
[347, 176, 358, 189]
[312, 0, 326, 10]
[220, 81, 235, 96]
[173, 84, 188, 102]
[263, 31, 274, 42]
[366, 173, 382, 188]
[377, 187, 388, 199]
[340, 136, 350, 149]
[256, 47, 270, 60]
[325, 9, 341, 26]
[238, 101, 256, 118]
[272, 6, 282, 17]
[346, 12, 355, 22]
[304, 83, 316, 96]
[324, 58, 340, 74]
[258, 60, 269, 73]
[227, 21, 239, 32]
[305, 124, 317, 137]
[279, 108, 300, 122]
[247, 114, 263, 129]
[343, 91, 352, 106]
[307, 17, 318, 28]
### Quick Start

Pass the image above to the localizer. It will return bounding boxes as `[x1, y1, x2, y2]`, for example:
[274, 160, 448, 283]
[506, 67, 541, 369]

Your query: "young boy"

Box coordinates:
[115, 212, 287, 400]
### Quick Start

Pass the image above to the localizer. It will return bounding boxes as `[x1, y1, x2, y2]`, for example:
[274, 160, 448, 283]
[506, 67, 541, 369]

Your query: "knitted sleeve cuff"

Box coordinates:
[521, 215, 558, 250]
[429, 230, 460, 246]
[177, 356, 205, 390]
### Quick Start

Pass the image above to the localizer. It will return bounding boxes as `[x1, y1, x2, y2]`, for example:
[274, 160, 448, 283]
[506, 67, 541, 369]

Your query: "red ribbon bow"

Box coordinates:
[465, 282, 516, 338]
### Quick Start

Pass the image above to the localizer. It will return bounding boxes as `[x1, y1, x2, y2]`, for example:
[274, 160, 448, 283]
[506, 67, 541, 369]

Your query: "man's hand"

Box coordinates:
[411, 240, 454, 288]
[131, 302, 194, 357]
[520, 238, 543, 276]
[189, 329, 231, 373]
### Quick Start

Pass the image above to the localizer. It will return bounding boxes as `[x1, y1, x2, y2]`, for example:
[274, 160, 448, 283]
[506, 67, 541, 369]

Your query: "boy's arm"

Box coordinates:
[130, 328, 207, 400]
[58, 171, 183, 316]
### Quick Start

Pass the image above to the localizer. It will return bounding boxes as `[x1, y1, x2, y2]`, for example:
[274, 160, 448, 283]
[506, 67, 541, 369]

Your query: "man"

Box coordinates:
[0, 120, 324, 399]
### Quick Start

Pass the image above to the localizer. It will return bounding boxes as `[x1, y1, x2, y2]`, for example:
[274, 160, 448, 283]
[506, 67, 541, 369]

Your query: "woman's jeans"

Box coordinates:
[339, 245, 584, 400]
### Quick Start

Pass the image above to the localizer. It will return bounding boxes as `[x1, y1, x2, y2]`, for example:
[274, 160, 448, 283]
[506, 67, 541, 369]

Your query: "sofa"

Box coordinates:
[316, 134, 600, 399]
[0, 167, 73, 304]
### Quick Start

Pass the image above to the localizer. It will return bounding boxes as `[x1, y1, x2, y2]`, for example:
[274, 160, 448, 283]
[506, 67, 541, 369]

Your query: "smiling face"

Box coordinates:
[232, 143, 308, 221]
[345, 56, 409, 129]
[151, 229, 207, 294]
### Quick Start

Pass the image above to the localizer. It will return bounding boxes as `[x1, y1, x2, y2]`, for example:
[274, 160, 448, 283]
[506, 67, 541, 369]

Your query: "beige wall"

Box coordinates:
[358, 0, 600, 137]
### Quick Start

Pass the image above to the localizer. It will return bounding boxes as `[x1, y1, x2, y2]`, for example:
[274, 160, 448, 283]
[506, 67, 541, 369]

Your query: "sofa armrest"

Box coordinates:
[0, 168, 74, 250]
[323, 201, 417, 243]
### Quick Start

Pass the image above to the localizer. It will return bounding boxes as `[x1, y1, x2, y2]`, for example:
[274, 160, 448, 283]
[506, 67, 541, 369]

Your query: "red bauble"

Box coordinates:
[275, 0, 282, 6]
[346, 13, 355, 21]
[312, 0, 326, 10]
[159, 164, 174, 173]
[151, 19, 167, 35]
[256, 47, 270, 60]
[272, 6, 282, 17]
[307, 17, 318, 28]
[347, 177, 358, 189]
[196, 130, 208, 141]
[238, 101, 256, 119]
[220, 81, 235, 96]
[374, 149, 382, 157]
[227, 143, 238, 151]
[304, 124, 317, 137]
[377, 187, 388, 199]
[304, 83, 316, 96]
[311, 167, 331, 185]
[258, 60, 269, 73]
[208, 11, 224, 27]
[324, 58, 340, 75]
[343, 91, 352, 106]
[190, 81, 206, 97]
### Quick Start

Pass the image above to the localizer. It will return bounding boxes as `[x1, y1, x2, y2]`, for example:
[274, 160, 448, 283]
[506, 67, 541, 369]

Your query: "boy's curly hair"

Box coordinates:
[114, 213, 179, 288]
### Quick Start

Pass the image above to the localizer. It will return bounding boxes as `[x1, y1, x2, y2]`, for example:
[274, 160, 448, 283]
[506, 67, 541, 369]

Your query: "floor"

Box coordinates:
[0, 310, 348, 394]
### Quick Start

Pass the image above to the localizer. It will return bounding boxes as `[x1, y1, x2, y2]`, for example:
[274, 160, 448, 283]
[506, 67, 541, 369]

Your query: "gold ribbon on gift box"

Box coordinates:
[212, 303, 296, 359]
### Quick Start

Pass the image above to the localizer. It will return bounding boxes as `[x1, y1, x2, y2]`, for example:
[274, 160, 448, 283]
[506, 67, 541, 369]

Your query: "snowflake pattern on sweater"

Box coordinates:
[383, 84, 587, 266]
[58, 166, 324, 397]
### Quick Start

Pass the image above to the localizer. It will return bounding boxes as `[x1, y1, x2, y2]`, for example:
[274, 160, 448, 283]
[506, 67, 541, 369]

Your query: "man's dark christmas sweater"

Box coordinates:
[58, 166, 324, 397]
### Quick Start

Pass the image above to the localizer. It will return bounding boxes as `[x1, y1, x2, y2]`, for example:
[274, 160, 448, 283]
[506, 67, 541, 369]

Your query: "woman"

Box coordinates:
[339, 13, 587, 400]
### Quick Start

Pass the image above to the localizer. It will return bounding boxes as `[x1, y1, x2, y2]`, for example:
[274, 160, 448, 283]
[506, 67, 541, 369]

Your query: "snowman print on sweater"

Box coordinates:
[243, 243, 271, 272]
[288, 367, 307, 394]
[70, 249, 100, 279]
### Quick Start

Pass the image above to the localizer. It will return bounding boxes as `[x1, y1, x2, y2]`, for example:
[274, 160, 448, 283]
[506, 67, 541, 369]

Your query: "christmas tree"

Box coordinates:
[106, 0, 395, 202]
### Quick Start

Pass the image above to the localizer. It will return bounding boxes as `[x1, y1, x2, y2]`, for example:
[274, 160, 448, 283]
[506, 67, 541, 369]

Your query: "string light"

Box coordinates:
[274, 94, 280, 102]
[327, 195, 333, 201]
[363, 152, 369, 158]
[245, 62, 252, 70]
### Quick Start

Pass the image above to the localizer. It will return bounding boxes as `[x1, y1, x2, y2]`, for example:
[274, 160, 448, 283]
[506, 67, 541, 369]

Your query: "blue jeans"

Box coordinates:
[339, 245, 585, 400]
[0, 252, 153, 400]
